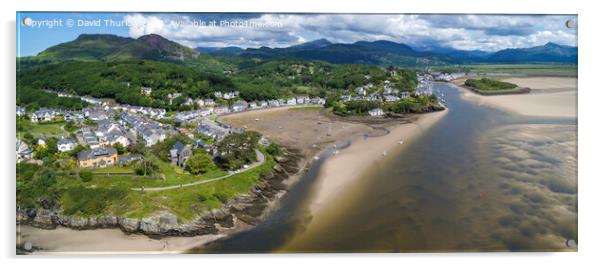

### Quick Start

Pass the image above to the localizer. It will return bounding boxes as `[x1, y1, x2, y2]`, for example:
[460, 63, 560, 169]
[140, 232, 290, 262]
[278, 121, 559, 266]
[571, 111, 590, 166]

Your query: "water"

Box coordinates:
[203, 82, 578, 252]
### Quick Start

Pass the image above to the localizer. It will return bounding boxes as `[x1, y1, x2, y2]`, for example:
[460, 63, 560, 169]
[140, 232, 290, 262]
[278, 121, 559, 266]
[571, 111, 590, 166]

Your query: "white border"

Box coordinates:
[2, 0, 601, 267]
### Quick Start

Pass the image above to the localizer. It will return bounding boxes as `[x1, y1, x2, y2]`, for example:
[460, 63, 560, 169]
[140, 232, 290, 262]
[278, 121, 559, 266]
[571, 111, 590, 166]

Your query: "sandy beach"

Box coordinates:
[17, 225, 225, 254]
[223, 107, 448, 222]
[454, 77, 577, 118]
[306, 110, 448, 215]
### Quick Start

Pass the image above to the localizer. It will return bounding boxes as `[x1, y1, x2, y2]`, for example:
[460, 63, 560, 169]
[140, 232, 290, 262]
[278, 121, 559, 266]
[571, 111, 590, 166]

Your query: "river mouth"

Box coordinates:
[204, 82, 577, 253]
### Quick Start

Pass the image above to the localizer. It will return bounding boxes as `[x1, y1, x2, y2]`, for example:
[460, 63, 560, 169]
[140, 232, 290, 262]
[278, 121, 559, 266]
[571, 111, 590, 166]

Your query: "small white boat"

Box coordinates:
[382, 150, 387, 156]
[333, 150, 339, 155]
[313, 156, 320, 160]
[399, 139, 404, 145]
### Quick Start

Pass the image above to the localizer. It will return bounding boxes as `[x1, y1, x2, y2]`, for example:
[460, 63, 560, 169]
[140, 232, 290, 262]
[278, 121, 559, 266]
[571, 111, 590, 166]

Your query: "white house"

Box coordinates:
[286, 98, 297, 106]
[37, 139, 47, 148]
[140, 87, 152, 96]
[57, 138, 77, 152]
[368, 108, 385, 117]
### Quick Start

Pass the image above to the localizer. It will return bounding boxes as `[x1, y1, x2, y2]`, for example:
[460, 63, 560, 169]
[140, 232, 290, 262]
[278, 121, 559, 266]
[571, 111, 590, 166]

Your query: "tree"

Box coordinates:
[216, 131, 261, 170]
[128, 142, 145, 154]
[112, 143, 126, 155]
[185, 152, 215, 175]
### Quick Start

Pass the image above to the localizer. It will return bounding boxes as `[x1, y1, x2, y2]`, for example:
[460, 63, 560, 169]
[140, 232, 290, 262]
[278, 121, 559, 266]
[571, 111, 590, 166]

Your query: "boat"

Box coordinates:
[313, 156, 320, 160]
[399, 139, 404, 145]
[382, 150, 387, 156]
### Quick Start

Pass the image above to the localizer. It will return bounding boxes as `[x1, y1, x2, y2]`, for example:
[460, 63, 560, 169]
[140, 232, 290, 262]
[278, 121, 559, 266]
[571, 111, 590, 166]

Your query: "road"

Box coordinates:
[130, 149, 266, 191]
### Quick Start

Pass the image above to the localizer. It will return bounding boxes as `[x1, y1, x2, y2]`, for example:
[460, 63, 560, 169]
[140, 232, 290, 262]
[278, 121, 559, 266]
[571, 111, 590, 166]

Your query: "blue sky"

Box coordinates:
[17, 12, 578, 57]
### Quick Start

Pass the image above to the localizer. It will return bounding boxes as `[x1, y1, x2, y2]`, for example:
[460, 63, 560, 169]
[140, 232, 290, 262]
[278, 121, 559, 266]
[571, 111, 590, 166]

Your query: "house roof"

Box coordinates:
[58, 138, 77, 145]
[77, 147, 117, 161]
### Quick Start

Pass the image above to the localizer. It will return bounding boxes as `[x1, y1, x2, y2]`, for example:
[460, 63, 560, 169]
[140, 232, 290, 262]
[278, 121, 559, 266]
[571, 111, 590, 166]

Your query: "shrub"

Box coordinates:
[265, 143, 282, 156]
[213, 192, 229, 204]
[79, 170, 93, 182]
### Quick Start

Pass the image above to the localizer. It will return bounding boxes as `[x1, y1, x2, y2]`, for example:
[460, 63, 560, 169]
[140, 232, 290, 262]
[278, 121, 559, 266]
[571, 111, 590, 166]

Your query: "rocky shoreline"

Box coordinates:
[17, 148, 304, 239]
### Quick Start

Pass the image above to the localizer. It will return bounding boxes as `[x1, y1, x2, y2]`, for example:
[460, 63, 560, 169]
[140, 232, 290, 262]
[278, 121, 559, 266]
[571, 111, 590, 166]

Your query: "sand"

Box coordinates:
[223, 106, 448, 224]
[17, 225, 224, 254]
[221, 106, 376, 158]
[456, 77, 577, 118]
[307, 110, 448, 215]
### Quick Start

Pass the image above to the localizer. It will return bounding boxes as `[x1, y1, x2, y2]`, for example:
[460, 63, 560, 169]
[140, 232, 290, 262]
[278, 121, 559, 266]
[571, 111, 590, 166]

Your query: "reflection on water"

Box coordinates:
[205, 82, 577, 252]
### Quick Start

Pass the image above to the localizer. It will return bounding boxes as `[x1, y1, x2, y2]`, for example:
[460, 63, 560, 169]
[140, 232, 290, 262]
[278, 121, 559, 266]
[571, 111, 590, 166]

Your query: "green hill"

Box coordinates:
[34, 33, 199, 62]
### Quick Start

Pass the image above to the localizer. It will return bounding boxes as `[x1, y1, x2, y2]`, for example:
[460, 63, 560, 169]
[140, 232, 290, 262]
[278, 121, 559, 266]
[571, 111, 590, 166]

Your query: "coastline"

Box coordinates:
[452, 77, 577, 118]
[18, 106, 448, 254]
[17, 145, 307, 254]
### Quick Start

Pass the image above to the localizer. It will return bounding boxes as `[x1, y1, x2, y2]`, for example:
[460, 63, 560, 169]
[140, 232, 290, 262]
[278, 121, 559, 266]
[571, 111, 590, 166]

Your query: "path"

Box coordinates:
[130, 149, 266, 191]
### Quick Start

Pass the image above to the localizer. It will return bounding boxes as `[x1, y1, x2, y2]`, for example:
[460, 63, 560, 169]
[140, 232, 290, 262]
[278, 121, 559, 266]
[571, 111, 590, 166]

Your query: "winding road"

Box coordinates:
[130, 149, 266, 192]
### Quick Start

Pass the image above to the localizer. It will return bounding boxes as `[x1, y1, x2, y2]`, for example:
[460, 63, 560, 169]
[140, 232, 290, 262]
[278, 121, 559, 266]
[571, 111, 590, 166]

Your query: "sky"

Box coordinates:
[16, 12, 578, 57]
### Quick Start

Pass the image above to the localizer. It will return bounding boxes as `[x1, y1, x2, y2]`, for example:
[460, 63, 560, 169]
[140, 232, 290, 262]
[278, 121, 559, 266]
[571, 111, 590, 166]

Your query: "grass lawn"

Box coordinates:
[21, 121, 66, 136]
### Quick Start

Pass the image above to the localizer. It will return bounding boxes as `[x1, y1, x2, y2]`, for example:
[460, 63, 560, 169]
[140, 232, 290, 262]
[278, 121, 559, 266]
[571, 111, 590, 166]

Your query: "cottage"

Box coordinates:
[16, 140, 34, 163]
[286, 98, 297, 106]
[354, 87, 366, 96]
[140, 87, 153, 96]
[57, 138, 77, 152]
[213, 106, 230, 115]
[232, 100, 248, 112]
[16, 106, 25, 117]
[37, 139, 46, 148]
[368, 108, 385, 117]
[169, 141, 192, 167]
[81, 128, 100, 149]
[31, 108, 56, 123]
[77, 147, 118, 168]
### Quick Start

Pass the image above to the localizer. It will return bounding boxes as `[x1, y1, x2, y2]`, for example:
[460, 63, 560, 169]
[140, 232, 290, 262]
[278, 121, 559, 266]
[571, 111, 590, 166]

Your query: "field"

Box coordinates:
[17, 119, 67, 137]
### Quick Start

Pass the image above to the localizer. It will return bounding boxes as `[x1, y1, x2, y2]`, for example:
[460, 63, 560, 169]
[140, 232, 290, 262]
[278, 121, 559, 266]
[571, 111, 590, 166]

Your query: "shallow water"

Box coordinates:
[204, 82, 577, 252]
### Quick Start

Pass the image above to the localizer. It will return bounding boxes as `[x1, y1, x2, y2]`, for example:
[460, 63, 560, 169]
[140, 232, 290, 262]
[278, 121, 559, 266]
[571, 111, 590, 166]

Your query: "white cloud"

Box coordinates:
[123, 13, 577, 51]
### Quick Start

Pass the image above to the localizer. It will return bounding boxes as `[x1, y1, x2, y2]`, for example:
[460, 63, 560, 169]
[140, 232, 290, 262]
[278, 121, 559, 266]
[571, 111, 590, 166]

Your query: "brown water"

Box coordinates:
[204, 82, 577, 253]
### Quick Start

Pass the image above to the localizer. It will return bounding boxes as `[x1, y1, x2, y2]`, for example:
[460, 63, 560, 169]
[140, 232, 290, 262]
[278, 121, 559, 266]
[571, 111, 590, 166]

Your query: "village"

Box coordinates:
[16, 87, 328, 174]
[16, 70, 450, 169]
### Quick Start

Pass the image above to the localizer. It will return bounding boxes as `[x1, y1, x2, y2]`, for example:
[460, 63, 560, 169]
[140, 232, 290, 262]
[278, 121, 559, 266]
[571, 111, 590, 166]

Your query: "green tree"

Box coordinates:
[185, 152, 215, 175]
[79, 170, 93, 182]
[216, 131, 261, 170]
[112, 143, 126, 155]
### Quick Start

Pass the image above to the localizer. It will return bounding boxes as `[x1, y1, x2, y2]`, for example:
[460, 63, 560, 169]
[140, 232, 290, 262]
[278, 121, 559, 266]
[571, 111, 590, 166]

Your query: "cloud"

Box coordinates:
[123, 13, 577, 51]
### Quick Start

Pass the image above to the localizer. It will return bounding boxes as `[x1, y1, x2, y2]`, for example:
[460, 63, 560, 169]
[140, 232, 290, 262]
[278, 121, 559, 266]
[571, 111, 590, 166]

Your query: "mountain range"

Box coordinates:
[24, 33, 577, 66]
[196, 39, 577, 65]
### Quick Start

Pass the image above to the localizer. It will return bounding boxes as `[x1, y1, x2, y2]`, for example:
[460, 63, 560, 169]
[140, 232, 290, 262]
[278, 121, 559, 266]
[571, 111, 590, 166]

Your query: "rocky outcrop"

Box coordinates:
[16, 147, 304, 238]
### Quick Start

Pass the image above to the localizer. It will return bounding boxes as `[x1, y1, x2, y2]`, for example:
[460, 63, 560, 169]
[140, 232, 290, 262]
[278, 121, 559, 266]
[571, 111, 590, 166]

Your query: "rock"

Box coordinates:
[273, 164, 285, 173]
[139, 217, 161, 234]
[26, 208, 37, 219]
[274, 156, 288, 163]
[39, 199, 51, 210]
[97, 216, 118, 227]
[119, 218, 140, 232]
[69, 217, 89, 228]
[158, 212, 177, 225]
